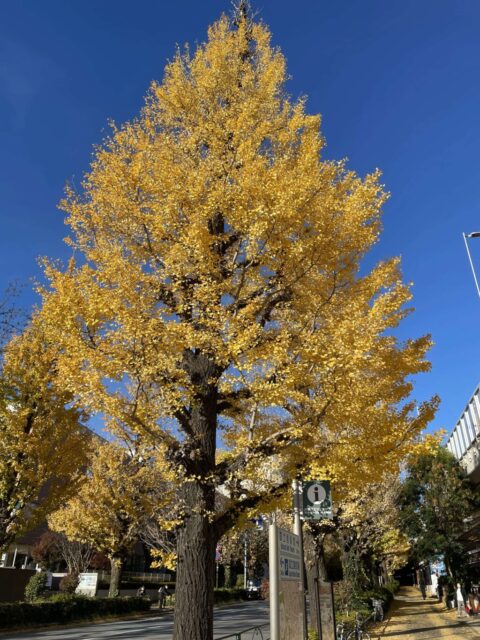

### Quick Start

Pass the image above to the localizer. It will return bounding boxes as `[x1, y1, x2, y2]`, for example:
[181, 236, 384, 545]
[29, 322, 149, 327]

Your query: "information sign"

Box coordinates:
[277, 528, 301, 581]
[302, 480, 333, 520]
[76, 572, 98, 597]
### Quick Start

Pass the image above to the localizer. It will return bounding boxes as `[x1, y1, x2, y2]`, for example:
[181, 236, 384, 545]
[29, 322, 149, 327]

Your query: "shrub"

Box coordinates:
[308, 630, 319, 640]
[24, 572, 47, 603]
[384, 579, 399, 595]
[59, 573, 79, 593]
[0, 596, 151, 630]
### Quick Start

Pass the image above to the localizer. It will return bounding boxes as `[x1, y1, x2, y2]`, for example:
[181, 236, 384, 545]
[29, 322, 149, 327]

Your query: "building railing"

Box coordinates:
[215, 624, 269, 640]
[96, 570, 172, 584]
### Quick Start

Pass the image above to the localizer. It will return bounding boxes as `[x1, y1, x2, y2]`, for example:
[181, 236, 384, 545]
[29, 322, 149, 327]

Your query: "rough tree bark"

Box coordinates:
[108, 555, 124, 597]
[173, 351, 218, 640]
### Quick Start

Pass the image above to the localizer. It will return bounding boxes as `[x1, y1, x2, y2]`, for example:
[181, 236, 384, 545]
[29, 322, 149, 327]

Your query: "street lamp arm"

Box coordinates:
[463, 232, 480, 298]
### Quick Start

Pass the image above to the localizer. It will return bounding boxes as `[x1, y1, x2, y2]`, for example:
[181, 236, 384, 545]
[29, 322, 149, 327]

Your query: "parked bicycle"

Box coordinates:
[336, 621, 347, 640]
[345, 613, 371, 640]
[337, 597, 384, 640]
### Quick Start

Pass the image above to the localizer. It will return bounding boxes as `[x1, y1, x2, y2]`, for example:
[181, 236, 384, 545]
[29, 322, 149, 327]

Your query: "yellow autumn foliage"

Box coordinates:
[0, 318, 89, 550]
[35, 6, 437, 626]
[49, 440, 174, 563]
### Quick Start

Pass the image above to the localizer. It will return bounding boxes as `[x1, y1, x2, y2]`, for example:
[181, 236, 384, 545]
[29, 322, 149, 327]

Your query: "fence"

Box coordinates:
[215, 624, 269, 640]
[96, 570, 172, 585]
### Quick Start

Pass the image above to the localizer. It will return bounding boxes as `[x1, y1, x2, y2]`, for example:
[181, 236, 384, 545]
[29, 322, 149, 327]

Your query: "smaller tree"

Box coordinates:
[49, 440, 174, 597]
[32, 530, 94, 574]
[399, 446, 479, 579]
[219, 522, 269, 585]
[0, 318, 90, 551]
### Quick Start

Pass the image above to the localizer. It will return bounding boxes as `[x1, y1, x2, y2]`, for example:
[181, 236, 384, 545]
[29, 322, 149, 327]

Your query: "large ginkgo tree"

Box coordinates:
[38, 5, 436, 638]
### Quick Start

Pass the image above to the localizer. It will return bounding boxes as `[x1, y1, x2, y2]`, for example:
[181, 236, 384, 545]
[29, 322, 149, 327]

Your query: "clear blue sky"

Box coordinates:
[1, 0, 479, 435]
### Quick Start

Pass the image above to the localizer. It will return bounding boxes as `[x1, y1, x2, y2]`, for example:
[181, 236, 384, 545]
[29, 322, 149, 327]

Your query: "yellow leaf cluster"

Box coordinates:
[36, 10, 437, 536]
[49, 440, 174, 561]
[0, 318, 89, 550]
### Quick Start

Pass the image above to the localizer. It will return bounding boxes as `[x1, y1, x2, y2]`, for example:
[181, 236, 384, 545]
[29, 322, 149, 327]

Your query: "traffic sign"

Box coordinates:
[302, 480, 333, 520]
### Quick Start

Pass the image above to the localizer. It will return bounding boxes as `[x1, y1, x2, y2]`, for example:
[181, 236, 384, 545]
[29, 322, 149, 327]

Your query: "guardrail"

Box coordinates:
[215, 623, 269, 640]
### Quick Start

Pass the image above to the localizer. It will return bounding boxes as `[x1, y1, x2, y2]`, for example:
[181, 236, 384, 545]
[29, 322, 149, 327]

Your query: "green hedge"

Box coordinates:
[0, 595, 151, 630]
[351, 579, 399, 615]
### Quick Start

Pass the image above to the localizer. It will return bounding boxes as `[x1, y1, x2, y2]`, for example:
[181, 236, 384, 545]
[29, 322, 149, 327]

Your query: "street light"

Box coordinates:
[463, 231, 480, 297]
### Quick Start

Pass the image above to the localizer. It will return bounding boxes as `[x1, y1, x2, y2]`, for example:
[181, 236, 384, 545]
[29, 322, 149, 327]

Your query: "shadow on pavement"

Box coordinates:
[381, 621, 476, 637]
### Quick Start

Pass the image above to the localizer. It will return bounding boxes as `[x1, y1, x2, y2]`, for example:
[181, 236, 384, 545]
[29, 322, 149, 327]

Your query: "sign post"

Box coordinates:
[301, 480, 335, 640]
[269, 516, 280, 640]
[293, 480, 308, 640]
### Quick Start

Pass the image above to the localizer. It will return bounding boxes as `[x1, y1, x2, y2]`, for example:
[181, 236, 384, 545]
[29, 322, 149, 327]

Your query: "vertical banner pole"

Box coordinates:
[269, 514, 280, 640]
[243, 534, 248, 589]
[314, 559, 323, 640]
[293, 480, 308, 640]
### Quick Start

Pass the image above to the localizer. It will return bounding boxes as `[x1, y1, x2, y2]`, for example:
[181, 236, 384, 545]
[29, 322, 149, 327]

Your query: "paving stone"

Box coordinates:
[376, 587, 480, 640]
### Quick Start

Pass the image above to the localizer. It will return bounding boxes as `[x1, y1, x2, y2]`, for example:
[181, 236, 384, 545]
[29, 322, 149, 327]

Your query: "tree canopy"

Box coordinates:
[0, 319, 89, 551]
[49, 440, 173, 596]
[399, 446, 479, 578]
[37, 7, 436, 639]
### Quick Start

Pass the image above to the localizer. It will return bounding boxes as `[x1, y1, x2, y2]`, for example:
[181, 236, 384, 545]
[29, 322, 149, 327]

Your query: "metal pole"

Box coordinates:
[463, 232, 480, 297]
[269, 514, 280, 640]
[244, 534, 248, 589]
[314, 561, 323, 640]
[293, 480, 308, 640]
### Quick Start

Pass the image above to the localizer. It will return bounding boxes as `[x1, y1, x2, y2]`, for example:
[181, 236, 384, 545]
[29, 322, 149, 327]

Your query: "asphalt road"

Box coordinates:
[2, 601, 269, 640]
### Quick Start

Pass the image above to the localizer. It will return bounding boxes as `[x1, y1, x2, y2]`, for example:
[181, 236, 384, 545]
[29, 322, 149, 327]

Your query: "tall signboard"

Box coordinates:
[269, 523, 304, 640]
[278, 528, 304, 640]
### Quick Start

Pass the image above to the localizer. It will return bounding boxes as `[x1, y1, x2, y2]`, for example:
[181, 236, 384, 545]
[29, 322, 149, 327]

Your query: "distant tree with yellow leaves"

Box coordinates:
[38, 4, 437, 638]
[0, 319, 89, 551]
[49, 440, 173, 597]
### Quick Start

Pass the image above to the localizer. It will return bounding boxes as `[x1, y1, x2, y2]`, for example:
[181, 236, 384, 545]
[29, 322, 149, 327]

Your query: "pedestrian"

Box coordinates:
[158, 585, 166, 610]
[457, 583, 467, 617]
[438, 576, 444, 604]
[430, 572, 439, 599]
[137, 585, 146, 597]
[419, 573, 427, 600]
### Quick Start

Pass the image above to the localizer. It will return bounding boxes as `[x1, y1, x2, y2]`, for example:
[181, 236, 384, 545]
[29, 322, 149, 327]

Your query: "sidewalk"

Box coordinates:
[377, 586, 480, 639]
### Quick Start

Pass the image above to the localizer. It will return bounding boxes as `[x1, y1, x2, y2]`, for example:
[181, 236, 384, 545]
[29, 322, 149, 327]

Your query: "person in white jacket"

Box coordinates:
[457, 583, 467, 617]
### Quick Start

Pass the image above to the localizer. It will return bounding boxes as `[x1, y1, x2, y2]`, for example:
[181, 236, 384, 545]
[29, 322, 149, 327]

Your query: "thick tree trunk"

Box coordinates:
[108, 555, 123, 597]
[174, 481, 216, 640]
[173, 350, 218, 640]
